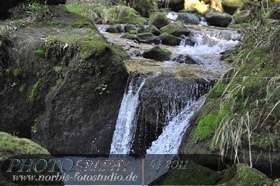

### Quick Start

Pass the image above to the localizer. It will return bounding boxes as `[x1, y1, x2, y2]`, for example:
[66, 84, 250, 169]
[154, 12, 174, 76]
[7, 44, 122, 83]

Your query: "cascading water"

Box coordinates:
[146, 96, 206, 154]
[110, 74, 146, 154]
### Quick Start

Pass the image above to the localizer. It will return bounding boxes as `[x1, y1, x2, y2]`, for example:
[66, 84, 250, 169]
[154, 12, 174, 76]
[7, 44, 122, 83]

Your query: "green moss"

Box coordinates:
[12, 68, 22, 77]
[28, 81, 40, 103]
[106, 6, 147, 25]
[219, 164, 273, 186]
[72, 19, 94, 28]
[19, 84, 26, 93]
[80, 40, 110, 59]
[35, 48, 46, 56]
[0, 132, 49, 161]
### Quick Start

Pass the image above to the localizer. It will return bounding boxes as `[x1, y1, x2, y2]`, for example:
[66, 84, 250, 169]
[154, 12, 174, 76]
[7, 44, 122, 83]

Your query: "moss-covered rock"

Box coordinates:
[144, 24, 161, 35]
[0, 4, 129, 155]
[104, 6, 147, 25]
[143, 46, 171, 61]
[159, 32, 181, 46]
[219, 164, 273, 185]
[205, 9, 232, 27]
[0, 132, 63, 185]
[149, 12, 170, 29]
[159, 21, 191, 37]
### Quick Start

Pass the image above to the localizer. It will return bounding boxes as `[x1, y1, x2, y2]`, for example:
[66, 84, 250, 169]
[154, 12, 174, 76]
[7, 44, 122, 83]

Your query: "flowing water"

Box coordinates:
[110, 75, 146, 154]
[63, 13, 241, 185]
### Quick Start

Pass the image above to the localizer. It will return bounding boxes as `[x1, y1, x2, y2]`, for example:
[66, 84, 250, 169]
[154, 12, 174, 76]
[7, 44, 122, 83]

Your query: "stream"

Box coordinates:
[62, 13, 241, 185]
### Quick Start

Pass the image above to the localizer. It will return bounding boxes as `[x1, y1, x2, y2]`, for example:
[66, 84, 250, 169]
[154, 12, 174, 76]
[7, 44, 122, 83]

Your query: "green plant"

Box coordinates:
[100, 84, 109, 94]
[13, 68, 22, 77]
[35, 48, 46, 56]
[31, 124, 38, 134]
[28, 81, 40, 102]
[19, 84, 26, 93]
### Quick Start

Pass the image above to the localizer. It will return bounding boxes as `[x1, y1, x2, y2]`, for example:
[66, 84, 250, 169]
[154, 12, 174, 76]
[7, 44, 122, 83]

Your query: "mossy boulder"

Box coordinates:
[0, 5, 129, 154]
[149, 12, 170, 29]
[144, 24, 161, 35]
[219, 164, 273, 185]
[205, 9, 232, 27]
[104, 6, 147, 25]
[159, 32, 181, 46]
[0, 132, 63, 185]
[143, 46, 171, 61]
[159, 21, 191, 37]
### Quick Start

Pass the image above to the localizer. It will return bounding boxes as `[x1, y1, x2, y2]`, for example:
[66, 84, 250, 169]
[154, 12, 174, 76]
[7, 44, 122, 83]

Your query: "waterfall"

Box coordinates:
[110, 75, 145, 154]
[146, 96, 206, 154]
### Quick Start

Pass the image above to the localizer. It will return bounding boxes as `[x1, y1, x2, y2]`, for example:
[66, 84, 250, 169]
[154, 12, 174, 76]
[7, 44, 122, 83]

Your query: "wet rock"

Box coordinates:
[124, 24, 138, 33]
[122, 32, 161, 44]
[175, 54, 198, 64]
[205, 9, 232, 27]
[149, 12, 171, 29]
[143, 46, 171, 61]
[159, 32, 181, 46]
[159, 21, 191, 37]
[131, 75, 215, 155]
[106, 24, 123, 33]
[177, 13, 200, 25]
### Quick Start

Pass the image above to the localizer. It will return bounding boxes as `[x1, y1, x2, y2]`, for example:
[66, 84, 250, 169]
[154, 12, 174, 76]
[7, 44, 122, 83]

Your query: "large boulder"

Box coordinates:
[159, 32, 181, 46]
[149, 12, 170, 29]
[177, 13, 200, 25]
[143, 46, 171, 61]
[0, 5, 129, 154]
[103, 6, 147, 25]
[159, 21, 191, 37]
[0, 132, 63, 185]
[205, 9, 232, 27]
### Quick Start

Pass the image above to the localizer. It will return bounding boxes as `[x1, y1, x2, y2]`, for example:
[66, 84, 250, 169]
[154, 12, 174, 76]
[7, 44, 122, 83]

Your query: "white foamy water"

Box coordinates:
[146, 96, 206, 154]
[110, 78, 145, 154]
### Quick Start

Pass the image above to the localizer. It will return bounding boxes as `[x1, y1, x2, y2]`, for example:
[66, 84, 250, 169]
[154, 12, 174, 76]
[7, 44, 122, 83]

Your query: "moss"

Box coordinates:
[12, 68, 22, 77]
[72, 19, 94, 28]
[35, 48, 46, 56]
[0, 132, 49, 161]
[80, 40, 110, 59]
[28, 81, 40, 103]
[105, 6, 147, 25]
[19, 84, 26, 93]
[219, 164, 273, 186]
